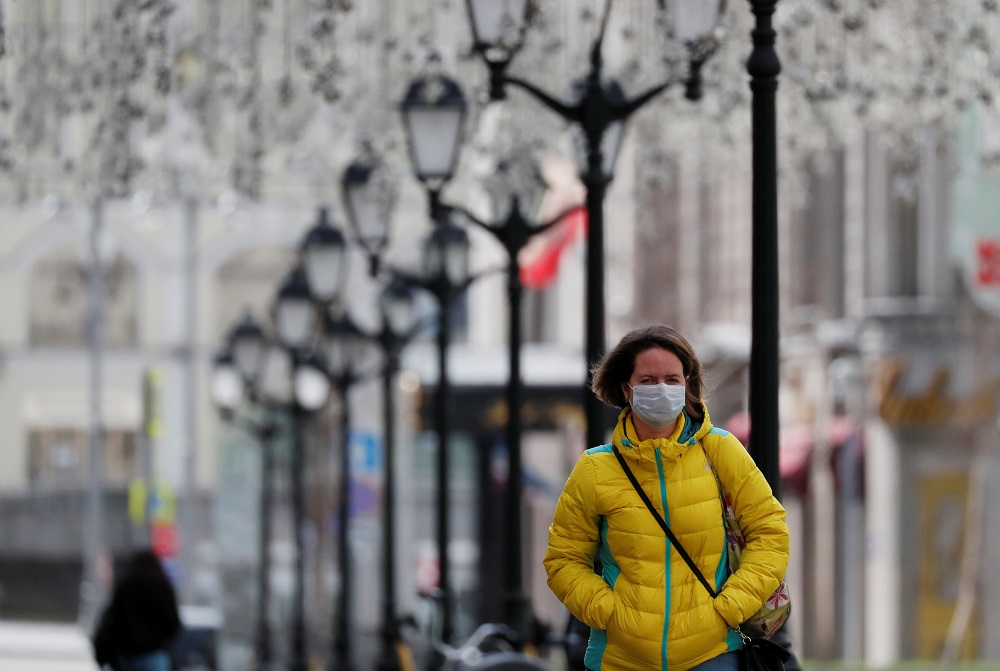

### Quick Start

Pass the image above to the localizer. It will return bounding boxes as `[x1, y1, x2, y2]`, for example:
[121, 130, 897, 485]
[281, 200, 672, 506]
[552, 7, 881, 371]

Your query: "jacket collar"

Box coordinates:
[611, 404, 714, 467]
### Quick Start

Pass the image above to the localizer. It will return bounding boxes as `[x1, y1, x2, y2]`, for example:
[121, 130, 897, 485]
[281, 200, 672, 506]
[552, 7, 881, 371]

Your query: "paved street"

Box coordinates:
[0, 620, 98, 671]
[5, 617, 1000, 671]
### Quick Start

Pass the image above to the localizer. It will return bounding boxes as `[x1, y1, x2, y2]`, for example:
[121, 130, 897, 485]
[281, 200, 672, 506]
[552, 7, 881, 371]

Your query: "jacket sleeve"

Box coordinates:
[708, 433, 790, 629]
[543, 452, 616, 630]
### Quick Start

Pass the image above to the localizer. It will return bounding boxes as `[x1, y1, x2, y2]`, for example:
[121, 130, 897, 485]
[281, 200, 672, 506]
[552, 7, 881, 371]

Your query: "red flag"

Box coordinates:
[977, 238, 1000, 286]
[519, 206, 587, 289]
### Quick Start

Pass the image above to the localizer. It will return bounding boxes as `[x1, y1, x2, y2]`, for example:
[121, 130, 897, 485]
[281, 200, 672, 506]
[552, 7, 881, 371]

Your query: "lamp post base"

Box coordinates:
[501, 589, 533, 649]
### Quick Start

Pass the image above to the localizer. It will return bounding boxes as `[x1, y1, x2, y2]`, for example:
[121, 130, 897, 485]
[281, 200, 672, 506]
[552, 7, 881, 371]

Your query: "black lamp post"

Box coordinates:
[747, 0, 781, 497]
[212, 318, 278, 671]
[423, 220, 472, 645]
[341, 152, 417, 671]
[371, 276, 417, 671]
[453, 157, 579, 639]
[389, 219, 473, 647]
[322, 312, 373, 671]
[273, 265, 338, 671]
[399, 70, 471, 645]
[465, 0, 722, 451]
[295, 209, 356, 671]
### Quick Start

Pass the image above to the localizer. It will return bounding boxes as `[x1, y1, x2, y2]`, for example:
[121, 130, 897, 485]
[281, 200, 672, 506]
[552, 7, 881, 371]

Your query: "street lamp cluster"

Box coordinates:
[465, 0, 724, 452]
[209, 0, 787, 667]
[211, 177, 422, 671]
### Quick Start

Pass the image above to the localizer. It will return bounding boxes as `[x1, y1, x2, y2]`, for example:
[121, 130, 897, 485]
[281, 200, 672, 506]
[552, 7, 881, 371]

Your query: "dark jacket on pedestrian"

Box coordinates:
[92, 549, 182, 670]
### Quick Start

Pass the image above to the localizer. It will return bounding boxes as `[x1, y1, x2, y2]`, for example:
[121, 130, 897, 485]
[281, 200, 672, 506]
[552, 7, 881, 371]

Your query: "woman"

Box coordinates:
[544, 325, 789, 671]
[92, 549, 182, 671]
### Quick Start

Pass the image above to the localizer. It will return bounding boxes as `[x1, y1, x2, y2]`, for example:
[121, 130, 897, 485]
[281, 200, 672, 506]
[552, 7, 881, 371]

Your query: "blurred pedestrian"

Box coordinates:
[544, 325, 790, 671]
[92, 548, 182, 671]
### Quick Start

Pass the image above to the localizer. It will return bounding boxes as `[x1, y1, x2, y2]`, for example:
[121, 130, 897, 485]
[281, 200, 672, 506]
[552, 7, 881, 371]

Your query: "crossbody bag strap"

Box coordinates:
[611, 445, 718, 599]
[700, 444, 728, 505]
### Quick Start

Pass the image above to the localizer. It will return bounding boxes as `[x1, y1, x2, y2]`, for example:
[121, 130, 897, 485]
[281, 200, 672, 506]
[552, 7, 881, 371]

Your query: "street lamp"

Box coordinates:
[399, 68, 473, 645]
[322, 311, 373, 671]
[372, 275, 417, 671]
[454, 156, 578, 639]
[465, 0, 722, 451]
[289, 209, 359, 671]
[747, 0, 782, 496]
[341, 149, 418, 671]
[395, 218, 472, 645]
[212, 327, 278, 671]
[272, 263, 339, 671]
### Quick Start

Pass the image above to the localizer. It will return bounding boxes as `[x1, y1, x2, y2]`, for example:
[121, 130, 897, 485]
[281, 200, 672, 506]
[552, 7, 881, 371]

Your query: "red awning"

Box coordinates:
[720, 413, 858, 498]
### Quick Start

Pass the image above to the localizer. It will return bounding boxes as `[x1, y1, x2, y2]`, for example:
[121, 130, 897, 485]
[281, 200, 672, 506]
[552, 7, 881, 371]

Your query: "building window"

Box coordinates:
[887, 155, 920, 298]
[28, 246, 138, 347]
[790, 151, 847, 317]
[27, 427, 139, 488]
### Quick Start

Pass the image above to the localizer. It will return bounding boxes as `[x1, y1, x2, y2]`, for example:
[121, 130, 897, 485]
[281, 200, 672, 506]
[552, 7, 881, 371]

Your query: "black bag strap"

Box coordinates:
[611, 444, 718, 599]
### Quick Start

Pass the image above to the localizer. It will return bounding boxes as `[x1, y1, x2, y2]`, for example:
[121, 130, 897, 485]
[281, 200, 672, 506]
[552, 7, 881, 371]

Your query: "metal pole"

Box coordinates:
[436, 287, 453, 643]
[332, 386, 353, 671]
[82, 197, 107, 627]
[377, 341, 402, 671]
[141, 369, 158, 546]
[583, 170, 608, 452]
[179, 197, 199, 598]
[256, 419, 276, 671]
[747, 0, 782, 497]
[502, 238, 530, 640]
[290, 405, 309, 671]
[747, 5, 801, 669]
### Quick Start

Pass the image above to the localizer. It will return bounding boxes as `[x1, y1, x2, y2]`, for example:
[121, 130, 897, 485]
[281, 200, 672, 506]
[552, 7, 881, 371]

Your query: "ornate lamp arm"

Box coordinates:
[616, 81, 674, 120]
[502, 75, 580, 122]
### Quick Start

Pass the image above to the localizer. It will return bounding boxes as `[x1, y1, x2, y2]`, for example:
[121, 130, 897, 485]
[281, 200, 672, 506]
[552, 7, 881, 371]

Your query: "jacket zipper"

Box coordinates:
[655, 448, 669, 670]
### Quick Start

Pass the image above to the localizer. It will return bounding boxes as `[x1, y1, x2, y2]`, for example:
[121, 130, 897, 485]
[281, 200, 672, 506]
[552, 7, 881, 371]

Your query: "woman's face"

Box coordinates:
[624, 346, 686, 404]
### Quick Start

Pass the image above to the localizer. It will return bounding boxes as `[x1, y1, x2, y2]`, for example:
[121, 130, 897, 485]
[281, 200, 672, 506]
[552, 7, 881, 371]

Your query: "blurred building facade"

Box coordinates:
[0, 1, 998, 669]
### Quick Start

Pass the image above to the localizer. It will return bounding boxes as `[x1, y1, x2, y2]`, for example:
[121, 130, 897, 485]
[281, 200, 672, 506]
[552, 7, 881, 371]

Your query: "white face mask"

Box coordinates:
[629, 383, 686, 429]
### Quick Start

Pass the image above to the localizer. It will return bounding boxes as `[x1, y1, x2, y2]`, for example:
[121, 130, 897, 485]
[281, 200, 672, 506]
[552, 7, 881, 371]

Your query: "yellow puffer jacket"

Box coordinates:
[544, 407, 789, 671]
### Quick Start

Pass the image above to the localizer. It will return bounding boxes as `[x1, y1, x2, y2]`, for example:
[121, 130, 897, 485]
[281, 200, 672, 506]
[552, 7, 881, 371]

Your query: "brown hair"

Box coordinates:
[591, 324, 705, 420]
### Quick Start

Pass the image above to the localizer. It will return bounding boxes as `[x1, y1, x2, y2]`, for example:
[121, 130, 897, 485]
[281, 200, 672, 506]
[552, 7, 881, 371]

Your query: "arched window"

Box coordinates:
[214, 247, 297, 341]
[28, 246, 138, 347]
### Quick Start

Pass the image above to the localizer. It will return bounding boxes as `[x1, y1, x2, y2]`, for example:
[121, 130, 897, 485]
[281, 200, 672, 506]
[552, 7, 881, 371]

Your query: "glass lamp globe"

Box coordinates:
[670, 0, 725, 44]
[466, 0, 530, 59]
[228, 313, 267, 384]
[342, 152, 396, 259]
[323, 312, 372, 380]
[400, 72, 468, 185]
[273, 268, 317, 349]
[381, 275, 417, 338]
[424, 219, 470, 288]
[211, 352, 244, 411]
[300, 207, 348, 305]
[294, 351, 332, 412]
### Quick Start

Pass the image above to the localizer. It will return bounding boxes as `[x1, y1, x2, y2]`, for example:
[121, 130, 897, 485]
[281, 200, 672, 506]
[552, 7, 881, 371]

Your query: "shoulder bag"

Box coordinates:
[611, 445, 790, 671]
